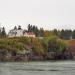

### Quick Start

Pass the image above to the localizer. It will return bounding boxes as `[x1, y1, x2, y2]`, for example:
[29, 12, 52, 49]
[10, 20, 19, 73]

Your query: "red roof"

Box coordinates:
[26, 32, 35, 35]
[23, 31, 35, 35]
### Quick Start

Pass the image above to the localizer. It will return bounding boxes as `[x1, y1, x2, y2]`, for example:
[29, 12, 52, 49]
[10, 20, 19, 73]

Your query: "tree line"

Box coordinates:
[28, 24, 75, 40]
[1, 24, 75, 40]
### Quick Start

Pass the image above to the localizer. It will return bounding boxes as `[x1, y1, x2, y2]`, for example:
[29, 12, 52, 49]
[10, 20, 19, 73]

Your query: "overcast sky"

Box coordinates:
[0, 0, 75, 32]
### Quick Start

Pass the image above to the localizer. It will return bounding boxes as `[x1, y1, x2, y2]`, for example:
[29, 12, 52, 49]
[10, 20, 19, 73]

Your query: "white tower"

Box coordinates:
[0, 23, 3, 32]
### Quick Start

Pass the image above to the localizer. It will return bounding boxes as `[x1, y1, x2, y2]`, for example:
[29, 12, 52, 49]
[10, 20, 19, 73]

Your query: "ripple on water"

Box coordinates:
[0, 61, 75, 75]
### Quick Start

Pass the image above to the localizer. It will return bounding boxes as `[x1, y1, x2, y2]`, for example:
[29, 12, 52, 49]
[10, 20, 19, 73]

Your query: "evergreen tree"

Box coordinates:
[34, 26, 39, 36]
[60, 29, 65, 39]
[28, 24, 39, 36]
[72, 30, 75, 39]
[1, 27, 6, 37]
[60, 30, 72, 39]
[53, 29, 58, 36]
[14, 26, 17, 30]
[28, 24, 32, 32]
[39, 28, 44, 37]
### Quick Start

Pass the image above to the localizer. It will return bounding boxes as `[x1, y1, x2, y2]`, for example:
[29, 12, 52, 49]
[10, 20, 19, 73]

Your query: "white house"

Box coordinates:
[0, 27, 3, 32]
[8, 26, 35, 38]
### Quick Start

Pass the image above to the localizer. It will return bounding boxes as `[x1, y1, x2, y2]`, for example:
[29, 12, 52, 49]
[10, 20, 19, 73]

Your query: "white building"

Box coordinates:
[0, 27, 3, 32]
[8, 26, 35, 38]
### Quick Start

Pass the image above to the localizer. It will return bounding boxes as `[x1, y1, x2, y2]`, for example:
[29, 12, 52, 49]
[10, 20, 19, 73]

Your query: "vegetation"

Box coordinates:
[0, 25, 74, 61]
[0, 27, 6, 38]
[27, 24, 75, 40]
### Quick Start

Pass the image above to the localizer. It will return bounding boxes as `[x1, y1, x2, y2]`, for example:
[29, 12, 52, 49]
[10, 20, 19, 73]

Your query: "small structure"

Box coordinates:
[8, 26, 35, 38]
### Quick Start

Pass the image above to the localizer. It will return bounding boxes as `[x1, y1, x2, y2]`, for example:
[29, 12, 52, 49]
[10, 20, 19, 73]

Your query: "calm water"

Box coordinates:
[0, 61, 75, 75]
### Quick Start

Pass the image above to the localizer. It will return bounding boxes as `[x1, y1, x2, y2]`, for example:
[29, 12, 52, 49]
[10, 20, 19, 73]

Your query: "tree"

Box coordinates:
[27, 24, 39, 36]
[39, 28, 44, 37]
[31, 38, 45, 55]
[47, 37, 67, 58]
[14, 26, 17, 30]
[34, 26, 39, 36]
[28, 24, 32, 32]
[41, 36, 58, 53]
[43, 30, 52, 37]
[72, 30, 75, 39]
[53, 29, 58, 36]
[60, 29, 72, 39]
[1, 27, 6, 37]
[65, 30, 72, 39]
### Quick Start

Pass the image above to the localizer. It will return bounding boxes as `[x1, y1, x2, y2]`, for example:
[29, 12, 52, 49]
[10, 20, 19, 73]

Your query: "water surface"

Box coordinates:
[0, 61, 75, 75]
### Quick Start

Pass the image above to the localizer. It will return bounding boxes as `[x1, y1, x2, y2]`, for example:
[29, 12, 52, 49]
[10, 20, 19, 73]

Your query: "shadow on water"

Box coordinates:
[12, 68, 62, 72]
[0, 61, 75, 75]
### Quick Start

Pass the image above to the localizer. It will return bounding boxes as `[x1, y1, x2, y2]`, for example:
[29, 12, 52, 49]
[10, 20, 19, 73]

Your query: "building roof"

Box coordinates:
[23, 30, 35, 35]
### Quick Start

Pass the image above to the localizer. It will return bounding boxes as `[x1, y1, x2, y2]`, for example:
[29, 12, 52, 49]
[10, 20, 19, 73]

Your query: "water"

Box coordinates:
[0, 61, 75, 75]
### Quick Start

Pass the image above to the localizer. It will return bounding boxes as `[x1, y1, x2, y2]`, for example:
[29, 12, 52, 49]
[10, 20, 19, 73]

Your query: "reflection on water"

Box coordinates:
[0, 61, 75, 75]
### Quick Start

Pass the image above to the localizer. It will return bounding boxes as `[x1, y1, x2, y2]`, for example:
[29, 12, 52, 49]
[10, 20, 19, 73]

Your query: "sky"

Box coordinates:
[0, 0, 75, 33]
